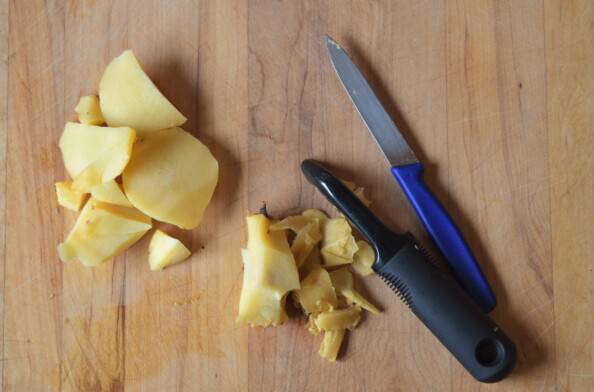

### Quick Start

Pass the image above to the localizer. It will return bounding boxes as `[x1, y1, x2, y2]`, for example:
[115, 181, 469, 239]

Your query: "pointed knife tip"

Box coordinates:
[324, 35, 341, 51]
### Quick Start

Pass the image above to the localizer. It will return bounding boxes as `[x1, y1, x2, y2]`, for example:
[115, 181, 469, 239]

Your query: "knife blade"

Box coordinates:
[325, 35, 496, 312]
[324, 36, 417, 167]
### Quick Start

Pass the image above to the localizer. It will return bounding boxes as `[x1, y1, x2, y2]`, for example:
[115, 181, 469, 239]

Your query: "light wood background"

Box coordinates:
[1, 0, 593, 391]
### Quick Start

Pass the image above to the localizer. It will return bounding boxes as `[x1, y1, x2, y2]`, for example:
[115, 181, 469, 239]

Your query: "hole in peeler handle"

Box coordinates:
[475, 338, 505, 367]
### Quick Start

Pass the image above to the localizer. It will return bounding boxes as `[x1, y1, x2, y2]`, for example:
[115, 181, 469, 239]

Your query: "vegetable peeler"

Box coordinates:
[301, 159, 516, 383]
[324, 35, 496, 312]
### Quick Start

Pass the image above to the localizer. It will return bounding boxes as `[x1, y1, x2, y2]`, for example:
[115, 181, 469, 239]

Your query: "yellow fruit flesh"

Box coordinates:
[59, 198, 151, 266]
[300, 244, 322, 277]
[342, 290, 380, 315]
[329, 267, 379, 314]
[148, 230, 191, 271]
[302, 209, 329, 227]
[352, 240, 375, 276]
[270, 215, 322, 268]
[321, 218, 359, 266]
[87, 201, 152, 234]
[55, 181, 87, 211]
[238, 208, 379, 362]
[59, 122, 135, 181]
[237, 215, 300, 327]
[319, 329, 345, 362]
[291, 221, 322, 268]
[307, 314, 321, 335]
[313, 306, 361, 331]
[294, 267, 337, 314]
[123, 127, 218, 229]
[269, 215, 312, 232]
[74, 95, 105, 125]
[91, 180, 132, 207]
[99, 49, 186, 132]
[238, 269, 288, 327]
[71, 163, 102, 193]
[328, 267, 354, 290]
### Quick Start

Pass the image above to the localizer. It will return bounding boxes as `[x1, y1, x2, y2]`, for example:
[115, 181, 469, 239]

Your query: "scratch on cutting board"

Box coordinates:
[522, 297, 554, 318]
[533, 319, 555, 343]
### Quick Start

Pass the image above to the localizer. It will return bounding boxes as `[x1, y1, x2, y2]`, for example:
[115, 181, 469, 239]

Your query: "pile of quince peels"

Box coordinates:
[237, 194, 378, 362]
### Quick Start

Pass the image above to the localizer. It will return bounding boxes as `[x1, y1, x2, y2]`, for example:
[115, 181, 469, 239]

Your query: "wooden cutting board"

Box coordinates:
[2, 1, 593, 391]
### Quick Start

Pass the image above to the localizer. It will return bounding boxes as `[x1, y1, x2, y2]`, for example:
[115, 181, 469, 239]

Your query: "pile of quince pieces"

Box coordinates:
[55, 50, 218, 270]
[237, 201, 379, 362]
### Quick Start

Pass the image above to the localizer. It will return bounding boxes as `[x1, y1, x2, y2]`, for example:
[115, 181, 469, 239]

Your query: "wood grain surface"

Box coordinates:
[1, 0, 593, 391]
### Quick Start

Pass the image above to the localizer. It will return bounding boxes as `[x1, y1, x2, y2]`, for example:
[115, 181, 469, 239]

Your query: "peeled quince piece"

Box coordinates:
[148, 230, 191, 271]
[71, 163, 103, 193]
[269, 215, 312, 232]
[313, 306, 361, 331]
[307, 314, 321, 336]
[321, 218, 359, 266]
[328, 267, 353, 290]
[91, 180, 132, 207]
[329, 267, 379, 314]
[294, 266, 337, 314]
[59, 122, 135, 182]
[291, 221, 322, 268]
[319, 329, 345, 362]
[270, 214, 322, 267]
[352, 240, 375, 276]
[300, 245, 322, 277]
[99, 49, 186, 132]
[74, 95, 105, 125]
[302, 209, 329, 227]
[122, 127, 218, 229]
[238, 265, 288, 326]
[55, 181, 87, 211]
[58, 198, 152, 266]
[237, 214, 300, 327]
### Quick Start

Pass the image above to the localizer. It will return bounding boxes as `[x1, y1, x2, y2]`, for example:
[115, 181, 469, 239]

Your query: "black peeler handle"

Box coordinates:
[301, 160, 516, 383]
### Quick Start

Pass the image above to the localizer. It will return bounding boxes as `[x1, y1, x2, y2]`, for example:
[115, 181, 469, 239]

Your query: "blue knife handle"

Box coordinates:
[391, 162, 496, 312]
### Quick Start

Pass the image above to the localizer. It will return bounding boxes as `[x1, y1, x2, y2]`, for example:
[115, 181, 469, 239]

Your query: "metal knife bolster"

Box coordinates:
[376, 241, 516, 383]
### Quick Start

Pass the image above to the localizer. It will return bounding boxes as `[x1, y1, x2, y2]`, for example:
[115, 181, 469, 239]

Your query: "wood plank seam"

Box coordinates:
[1, 0, 8, 390]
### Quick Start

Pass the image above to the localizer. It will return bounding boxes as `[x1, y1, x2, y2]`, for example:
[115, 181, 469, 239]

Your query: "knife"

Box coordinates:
[324, 35, 496, 313]
[301, 159, 516, 383]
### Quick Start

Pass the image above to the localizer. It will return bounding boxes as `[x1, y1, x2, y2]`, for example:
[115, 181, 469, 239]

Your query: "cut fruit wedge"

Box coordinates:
[75, 95, 105, 125]
[123, 127, 218, 229]
[99, 49, 186, 132]
[83, 201, 152, 235]
[59, 122, 135, 182]
[55, 181, 87, 211]
[91, 180, 132, 207]
[148, 230, 191, 271]
[58, 198, 151, 266]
